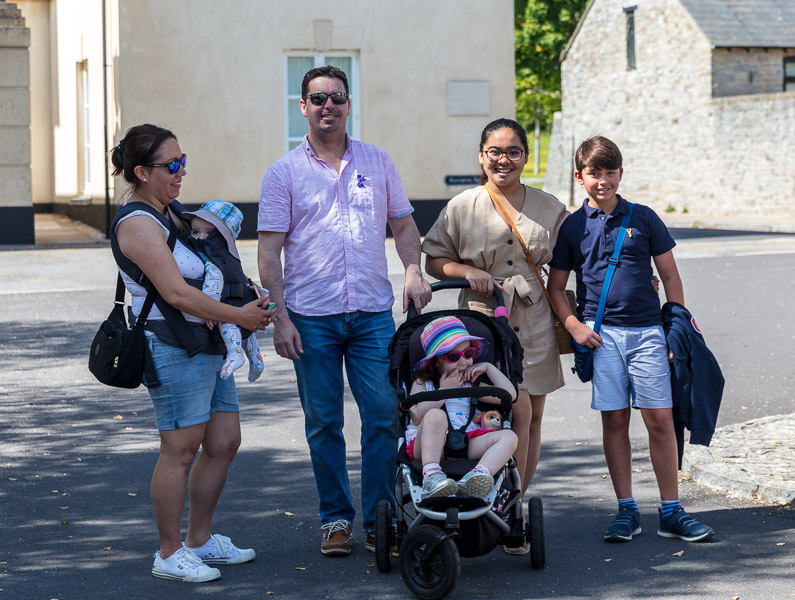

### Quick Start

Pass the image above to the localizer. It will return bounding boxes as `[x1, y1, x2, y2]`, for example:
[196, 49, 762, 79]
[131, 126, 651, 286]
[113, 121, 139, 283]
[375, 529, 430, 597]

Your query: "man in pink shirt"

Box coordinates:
[258, 66, 431, 557]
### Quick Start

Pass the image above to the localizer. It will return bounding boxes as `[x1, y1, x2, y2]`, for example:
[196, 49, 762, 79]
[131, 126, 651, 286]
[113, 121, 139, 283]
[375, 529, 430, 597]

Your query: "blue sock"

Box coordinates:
[660, 499, 680, 519]
[618, 497, 638, 512]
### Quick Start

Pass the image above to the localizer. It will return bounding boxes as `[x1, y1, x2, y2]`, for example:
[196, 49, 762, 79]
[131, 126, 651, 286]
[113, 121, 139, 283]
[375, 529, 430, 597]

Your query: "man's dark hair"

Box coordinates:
[301, 65, 349, 98]
[574, 135, 623, 173]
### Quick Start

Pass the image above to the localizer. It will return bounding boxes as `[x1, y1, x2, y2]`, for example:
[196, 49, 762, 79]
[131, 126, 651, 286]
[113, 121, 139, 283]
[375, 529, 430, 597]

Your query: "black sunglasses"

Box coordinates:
[306, 92, 349, 106]
[147, 154, 187, 174]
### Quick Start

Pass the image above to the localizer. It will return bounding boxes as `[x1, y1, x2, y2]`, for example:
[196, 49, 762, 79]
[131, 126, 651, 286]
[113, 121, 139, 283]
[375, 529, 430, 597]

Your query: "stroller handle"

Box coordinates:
[400, 385, 514, 414]
[400, 385, 515, 431]
[408, 279, 507, 320]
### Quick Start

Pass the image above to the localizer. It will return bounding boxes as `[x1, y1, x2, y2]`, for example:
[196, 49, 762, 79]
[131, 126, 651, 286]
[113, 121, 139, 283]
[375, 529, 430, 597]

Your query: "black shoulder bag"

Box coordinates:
[88, 273, 160, 389]
[88, 206, 180, 389]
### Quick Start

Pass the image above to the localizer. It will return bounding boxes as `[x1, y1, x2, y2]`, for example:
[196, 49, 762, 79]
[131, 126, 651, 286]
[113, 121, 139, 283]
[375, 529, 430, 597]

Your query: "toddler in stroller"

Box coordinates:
[407, 316, 518, 499]
[374, 281, 545, 600]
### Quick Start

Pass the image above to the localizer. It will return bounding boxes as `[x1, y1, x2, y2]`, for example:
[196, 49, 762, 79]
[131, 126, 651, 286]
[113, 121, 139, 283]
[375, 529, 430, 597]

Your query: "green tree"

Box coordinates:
[515, 0, 590, 171]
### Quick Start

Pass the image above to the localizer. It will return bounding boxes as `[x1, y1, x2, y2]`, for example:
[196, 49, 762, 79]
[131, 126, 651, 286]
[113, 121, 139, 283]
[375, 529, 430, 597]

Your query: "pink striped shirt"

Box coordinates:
[258, 135, 413, 316]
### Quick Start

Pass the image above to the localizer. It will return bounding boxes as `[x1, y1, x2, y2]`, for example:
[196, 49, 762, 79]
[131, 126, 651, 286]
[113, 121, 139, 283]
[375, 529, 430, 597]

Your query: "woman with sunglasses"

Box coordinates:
[407, 316, 517, 499]
[422, 119, 568, 535]
[110, 124, 275, 582]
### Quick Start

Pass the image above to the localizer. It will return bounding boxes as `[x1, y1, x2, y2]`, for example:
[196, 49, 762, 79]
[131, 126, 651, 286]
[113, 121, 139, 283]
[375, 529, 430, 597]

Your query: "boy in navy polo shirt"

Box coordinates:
[547, 136, 714, 543]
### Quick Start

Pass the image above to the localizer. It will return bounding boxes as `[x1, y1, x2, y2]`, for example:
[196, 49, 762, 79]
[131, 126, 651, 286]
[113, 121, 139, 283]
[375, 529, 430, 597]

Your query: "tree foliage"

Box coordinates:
[515, 0, 590, 131]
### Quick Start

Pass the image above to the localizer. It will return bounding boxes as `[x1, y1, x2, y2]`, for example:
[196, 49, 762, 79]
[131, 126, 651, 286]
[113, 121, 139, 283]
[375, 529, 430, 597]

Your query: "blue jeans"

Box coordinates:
[289, 309, 398, 533]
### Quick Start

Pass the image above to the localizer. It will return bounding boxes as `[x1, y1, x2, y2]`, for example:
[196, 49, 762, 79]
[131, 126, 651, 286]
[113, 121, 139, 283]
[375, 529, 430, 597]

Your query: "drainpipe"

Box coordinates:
[102, 0, 110, 237]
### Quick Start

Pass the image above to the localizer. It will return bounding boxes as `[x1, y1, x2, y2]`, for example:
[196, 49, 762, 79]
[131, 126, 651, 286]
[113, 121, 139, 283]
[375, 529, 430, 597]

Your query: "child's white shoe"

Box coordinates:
[456, 469, 493, 498]
[421, 470, 457, 499]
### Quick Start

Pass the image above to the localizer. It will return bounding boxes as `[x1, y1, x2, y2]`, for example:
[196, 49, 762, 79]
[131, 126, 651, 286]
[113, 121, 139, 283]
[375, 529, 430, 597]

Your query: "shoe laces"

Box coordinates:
[208, 534, 236, 556]
[322, 519, 350, 536]
[173, 547, 203, 567]
[425, 471, 446, 484]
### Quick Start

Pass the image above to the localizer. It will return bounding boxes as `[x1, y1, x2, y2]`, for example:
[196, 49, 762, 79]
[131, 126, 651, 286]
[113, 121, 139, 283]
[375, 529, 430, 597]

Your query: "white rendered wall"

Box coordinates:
[115, 0, 516, 206]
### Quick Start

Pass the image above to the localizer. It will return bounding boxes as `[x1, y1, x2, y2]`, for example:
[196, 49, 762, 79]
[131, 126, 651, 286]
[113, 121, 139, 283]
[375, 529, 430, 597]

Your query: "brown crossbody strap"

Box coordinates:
[483, 184, 562, 320]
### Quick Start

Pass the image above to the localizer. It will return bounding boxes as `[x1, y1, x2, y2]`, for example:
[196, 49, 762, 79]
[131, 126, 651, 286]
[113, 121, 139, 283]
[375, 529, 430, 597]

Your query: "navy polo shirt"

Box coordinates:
[549, 196, 675, 327]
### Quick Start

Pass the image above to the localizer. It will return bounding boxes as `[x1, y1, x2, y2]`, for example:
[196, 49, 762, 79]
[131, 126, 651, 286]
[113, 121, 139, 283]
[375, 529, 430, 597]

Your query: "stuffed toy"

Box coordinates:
[474, 410, 502, 431]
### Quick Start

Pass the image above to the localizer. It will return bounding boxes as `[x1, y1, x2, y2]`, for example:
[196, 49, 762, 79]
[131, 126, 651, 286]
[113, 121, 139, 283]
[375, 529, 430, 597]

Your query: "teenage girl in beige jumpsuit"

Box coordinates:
[423, 118, 568, 513]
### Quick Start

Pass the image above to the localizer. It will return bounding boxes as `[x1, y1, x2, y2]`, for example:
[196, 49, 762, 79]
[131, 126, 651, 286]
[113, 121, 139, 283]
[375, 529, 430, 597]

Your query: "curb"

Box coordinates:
[682, 414, 795, 506]
[660, 214, 795, 234]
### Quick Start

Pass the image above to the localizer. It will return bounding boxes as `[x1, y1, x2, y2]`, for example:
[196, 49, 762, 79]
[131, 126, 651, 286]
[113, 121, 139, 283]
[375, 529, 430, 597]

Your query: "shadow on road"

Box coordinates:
[1, 282, 793, 599]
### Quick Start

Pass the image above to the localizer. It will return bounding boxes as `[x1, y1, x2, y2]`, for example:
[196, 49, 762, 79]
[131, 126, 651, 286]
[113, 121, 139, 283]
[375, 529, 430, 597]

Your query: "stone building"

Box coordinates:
[0, 2, 32, 243]
[6, 0, 515, 242]
[545, 0, 795, 218]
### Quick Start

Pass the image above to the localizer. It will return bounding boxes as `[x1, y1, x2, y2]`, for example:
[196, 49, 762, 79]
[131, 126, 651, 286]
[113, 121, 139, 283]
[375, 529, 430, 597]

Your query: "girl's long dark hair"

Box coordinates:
[478, 118, 529, 185]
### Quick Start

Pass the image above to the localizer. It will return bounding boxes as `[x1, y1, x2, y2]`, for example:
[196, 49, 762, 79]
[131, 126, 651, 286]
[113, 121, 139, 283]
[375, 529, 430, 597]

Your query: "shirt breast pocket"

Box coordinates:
[348, 173, 375, 207]
[623, 226, 649, 256]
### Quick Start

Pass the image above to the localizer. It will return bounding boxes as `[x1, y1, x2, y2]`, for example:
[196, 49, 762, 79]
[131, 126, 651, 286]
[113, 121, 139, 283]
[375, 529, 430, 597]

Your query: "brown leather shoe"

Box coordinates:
[321, 520, 352, 556]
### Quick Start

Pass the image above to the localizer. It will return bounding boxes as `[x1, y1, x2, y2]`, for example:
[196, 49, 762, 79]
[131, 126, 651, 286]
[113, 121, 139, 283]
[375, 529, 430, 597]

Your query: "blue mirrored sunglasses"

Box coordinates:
[147, 154, 186, 174]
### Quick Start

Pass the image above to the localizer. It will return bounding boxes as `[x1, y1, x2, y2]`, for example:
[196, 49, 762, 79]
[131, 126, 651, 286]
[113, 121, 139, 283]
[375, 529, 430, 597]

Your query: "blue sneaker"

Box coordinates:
[657, 506, 714, 542]
[604, 506, 641, 542]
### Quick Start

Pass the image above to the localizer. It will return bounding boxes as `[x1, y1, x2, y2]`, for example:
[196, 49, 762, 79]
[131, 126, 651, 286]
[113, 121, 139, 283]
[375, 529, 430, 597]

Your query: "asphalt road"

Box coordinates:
[0, 230, 793, 600]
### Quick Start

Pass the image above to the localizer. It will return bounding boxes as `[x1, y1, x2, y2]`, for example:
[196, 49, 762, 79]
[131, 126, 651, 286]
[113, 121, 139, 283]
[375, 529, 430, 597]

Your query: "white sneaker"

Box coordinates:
[152, 547, 221, 583]
[187, 533, 256, 565]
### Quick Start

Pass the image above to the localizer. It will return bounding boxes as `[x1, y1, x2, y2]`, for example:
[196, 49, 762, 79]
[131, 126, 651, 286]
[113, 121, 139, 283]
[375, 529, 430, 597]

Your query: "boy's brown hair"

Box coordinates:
[574, 135, 623, 173]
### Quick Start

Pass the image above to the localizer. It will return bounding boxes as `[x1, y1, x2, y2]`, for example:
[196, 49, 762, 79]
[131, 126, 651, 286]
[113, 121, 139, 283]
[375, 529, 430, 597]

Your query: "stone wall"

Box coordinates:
[545, 0, 795, 220]
[546, 0, 713, 211]
[0, 2, 33, 244]
[713, 48, 795, 97]
[711, 92, 795, 213]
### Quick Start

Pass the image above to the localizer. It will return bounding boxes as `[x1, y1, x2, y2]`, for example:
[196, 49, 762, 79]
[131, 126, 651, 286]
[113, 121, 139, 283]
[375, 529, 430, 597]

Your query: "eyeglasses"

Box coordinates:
[442, 346, 477, 363]
[147, 154, 187, 174]
[306, 92, 349, 106]
[484, 148, 524, 162]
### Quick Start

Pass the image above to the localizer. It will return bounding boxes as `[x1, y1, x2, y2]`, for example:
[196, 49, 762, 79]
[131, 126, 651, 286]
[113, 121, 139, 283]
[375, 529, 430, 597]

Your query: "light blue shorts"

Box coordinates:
[587, 322, 672, 411]
[144, 335, 239, 430]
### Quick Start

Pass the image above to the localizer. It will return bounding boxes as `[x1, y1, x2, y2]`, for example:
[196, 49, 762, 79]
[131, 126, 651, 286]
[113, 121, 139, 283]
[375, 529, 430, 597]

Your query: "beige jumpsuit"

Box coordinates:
[422, 185, 569, 395]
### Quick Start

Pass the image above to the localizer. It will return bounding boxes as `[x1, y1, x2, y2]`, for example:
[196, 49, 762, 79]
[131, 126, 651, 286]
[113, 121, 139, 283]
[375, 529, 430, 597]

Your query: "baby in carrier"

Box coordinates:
[407, 316, 518, 499]
[184, 200, 265, 382]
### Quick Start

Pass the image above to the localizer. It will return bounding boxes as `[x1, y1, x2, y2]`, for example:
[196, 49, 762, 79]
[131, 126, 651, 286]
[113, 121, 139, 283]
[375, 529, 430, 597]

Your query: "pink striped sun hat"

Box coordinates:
[414, 316, 488, 371]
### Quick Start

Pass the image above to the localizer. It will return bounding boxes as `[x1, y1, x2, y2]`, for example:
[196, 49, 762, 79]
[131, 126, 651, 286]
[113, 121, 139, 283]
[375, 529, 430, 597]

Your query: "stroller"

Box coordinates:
[373, 281, 545, 600]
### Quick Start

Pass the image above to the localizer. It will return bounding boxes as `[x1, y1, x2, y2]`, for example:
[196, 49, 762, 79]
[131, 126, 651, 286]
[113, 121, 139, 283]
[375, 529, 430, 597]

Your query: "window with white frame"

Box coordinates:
[284, 53, 359, 153]
[76, 59, 91, 196]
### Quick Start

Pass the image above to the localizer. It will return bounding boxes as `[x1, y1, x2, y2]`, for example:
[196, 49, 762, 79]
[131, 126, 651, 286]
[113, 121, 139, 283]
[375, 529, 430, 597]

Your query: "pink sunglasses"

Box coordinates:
[442, 346, 477, 363]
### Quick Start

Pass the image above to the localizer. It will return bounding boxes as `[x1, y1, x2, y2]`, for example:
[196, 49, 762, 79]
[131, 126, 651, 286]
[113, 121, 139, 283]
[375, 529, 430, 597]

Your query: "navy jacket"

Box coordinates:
[662, 302, 724, 468]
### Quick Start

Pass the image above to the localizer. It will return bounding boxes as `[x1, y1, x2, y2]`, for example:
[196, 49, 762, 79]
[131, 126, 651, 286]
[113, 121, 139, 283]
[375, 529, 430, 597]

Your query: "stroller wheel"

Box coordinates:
[526, 496, 546, 569]
[399, 525, 460, 600]
[375, 499, 393, 572]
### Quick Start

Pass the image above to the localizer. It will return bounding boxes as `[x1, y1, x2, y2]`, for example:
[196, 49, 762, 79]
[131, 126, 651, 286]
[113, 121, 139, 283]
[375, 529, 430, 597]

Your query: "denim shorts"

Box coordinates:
[588, 323, 672, 411]
[144, 334, 239, 430]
